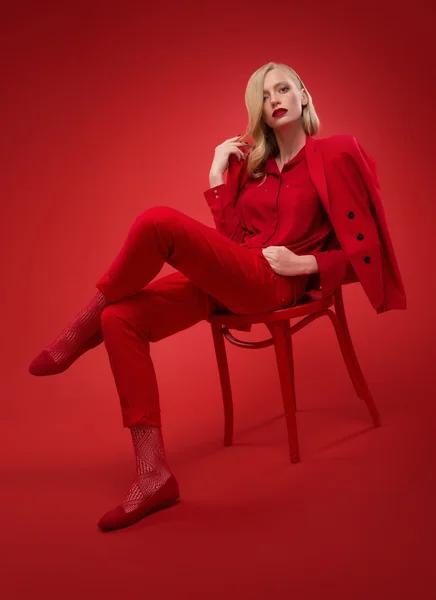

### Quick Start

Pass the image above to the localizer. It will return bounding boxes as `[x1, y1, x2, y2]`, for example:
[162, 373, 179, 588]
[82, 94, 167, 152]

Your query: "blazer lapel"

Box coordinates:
[304, 135, 332, 221]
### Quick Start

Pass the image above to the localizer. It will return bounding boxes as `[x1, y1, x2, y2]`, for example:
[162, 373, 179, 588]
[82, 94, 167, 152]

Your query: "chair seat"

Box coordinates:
[207, 288, 334, 331]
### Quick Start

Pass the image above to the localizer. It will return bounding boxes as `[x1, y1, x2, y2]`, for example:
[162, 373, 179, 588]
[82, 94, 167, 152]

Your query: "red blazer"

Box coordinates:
[205, 134, 407, 314]
[304, 134, 406, 313]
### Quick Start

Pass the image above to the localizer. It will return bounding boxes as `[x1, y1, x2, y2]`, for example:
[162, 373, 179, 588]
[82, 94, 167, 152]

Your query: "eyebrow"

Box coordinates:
[263, 81, 289, 93]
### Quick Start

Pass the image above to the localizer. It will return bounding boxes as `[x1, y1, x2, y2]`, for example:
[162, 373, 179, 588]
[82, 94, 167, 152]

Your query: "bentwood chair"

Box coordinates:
[207, 286, 381, 463]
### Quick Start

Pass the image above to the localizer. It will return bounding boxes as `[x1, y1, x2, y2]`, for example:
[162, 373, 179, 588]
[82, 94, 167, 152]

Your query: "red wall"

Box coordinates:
[3, 0, 434, 454]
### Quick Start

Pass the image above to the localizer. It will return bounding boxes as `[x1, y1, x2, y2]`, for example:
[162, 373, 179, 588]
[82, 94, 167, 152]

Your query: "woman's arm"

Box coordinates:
[203, 153, 248, 242]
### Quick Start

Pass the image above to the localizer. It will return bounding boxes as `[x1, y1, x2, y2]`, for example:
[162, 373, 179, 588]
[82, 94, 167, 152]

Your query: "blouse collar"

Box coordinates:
[262, 143, 306, 174]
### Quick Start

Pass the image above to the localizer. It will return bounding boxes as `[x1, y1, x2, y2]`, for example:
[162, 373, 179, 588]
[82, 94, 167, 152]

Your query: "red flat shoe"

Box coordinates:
[28, 330, 104, 376]
[97, 474, 180, 531]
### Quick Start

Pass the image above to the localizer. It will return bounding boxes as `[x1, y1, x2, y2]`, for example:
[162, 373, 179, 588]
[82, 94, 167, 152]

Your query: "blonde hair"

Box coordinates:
[238, 62, 320, 180]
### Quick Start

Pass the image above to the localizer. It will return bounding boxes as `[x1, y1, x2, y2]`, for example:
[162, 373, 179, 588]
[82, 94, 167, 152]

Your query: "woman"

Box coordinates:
[28, 61, 407, 531]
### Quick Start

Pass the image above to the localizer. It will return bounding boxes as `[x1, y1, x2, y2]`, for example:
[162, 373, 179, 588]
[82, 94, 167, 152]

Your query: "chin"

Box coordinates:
[275, 116, 297, 127]
[270, 115, 291, 125]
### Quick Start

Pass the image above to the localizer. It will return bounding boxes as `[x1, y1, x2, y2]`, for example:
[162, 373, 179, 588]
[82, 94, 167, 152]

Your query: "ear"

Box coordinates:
[301, 89, 309, 106]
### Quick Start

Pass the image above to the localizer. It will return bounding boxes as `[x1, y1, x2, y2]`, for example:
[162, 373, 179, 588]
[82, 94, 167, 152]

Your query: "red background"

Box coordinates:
[2, 1, 435, 598]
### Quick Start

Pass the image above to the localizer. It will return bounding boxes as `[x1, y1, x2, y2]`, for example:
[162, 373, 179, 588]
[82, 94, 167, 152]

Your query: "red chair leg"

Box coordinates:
[284, 327, 297, 413]
[210, 322, 234, 446]
[267, 321, 296, 412]
[326, 311, 366, 399]
[333, 290, 367, 398]
[271, 322, 300, 463]
[326, 308, 381, 427]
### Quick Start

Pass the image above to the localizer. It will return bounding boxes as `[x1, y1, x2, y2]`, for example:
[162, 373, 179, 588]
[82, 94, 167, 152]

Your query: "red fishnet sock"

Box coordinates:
[122, 424, 173, 513]
[28, 291, 108, 376]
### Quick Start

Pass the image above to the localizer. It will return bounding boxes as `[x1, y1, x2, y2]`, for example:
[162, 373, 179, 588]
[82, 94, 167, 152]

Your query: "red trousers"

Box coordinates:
[95, 206, 308, 428]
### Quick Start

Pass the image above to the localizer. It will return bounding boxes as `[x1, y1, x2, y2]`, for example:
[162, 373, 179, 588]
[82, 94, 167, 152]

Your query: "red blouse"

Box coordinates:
[204, 143, 352, 296]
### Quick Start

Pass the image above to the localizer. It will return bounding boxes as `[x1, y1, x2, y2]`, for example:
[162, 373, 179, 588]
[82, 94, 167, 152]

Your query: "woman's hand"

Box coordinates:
[210, 135, 249, 176]
[261, 246, 305, 276]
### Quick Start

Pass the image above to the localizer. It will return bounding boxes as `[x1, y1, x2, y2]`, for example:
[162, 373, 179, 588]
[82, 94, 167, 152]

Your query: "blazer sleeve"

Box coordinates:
[203, 152, 249, 243]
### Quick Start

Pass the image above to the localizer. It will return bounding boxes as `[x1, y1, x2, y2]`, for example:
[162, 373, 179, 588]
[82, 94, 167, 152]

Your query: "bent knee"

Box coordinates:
[100, 302, 130, 326]
[136, 205, 184, 226]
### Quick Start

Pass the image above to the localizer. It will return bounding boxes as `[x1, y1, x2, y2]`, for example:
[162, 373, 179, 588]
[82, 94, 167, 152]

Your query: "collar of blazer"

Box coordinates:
[305, 134, 370, 249]
[304, 134, 331, 219]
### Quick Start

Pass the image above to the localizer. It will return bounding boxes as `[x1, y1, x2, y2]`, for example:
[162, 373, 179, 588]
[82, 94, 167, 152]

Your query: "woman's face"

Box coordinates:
[262, 68, 306, 129]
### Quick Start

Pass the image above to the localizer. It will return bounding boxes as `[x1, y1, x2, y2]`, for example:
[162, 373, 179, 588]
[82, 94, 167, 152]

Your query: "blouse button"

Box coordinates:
[348, 211, 355, 219]
[364, 256, 371, 264]
[357, 233, 364, 240]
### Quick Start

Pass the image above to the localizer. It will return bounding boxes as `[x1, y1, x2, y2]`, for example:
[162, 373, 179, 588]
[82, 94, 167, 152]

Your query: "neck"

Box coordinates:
[274, 127, 307, 163]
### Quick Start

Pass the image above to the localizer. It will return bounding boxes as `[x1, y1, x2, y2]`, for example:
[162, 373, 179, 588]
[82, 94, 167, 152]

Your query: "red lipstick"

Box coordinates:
[272, 109, 288, 118]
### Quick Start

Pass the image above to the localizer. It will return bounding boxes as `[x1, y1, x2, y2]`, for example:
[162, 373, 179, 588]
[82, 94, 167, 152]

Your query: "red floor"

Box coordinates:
[4, 325, 435, 600]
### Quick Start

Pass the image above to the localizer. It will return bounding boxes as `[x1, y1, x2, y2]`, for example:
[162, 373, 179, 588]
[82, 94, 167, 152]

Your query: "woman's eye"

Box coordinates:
[263, 87, 289, 101]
